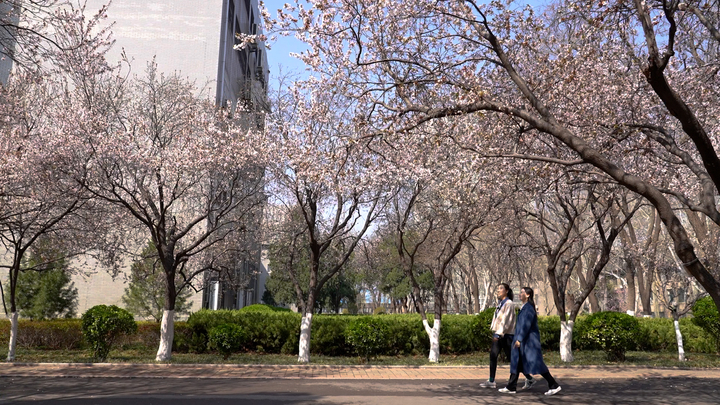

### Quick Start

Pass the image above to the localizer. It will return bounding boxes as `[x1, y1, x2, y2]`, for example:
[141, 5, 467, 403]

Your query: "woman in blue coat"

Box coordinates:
[499, 287, 562, 396]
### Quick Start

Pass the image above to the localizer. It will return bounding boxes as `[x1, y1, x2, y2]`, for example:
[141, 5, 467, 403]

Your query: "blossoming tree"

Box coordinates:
[63, 62, 267, 361]
[261, 0, 720, 316]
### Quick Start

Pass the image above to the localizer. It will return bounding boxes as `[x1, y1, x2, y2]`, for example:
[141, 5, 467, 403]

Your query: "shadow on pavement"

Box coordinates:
[427, 377, 719, 404]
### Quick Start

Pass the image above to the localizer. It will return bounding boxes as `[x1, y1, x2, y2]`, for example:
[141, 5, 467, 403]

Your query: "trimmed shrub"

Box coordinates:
[382, 314, 427, 355]
[440, 314, 485, 354]
[116, 322, 160, 349]
[346, 316, 389, 361]
[692, 297, 720, 353]
[208, 323, 247, 359]
[373, 306, 386, 315]
[471, 307, 495, 353]
[187, 309, 301, 353]
[580, 311, 640, 361]
[186, 309, 239, 352]
[537, 315, 561, 351]
[0, 309, 703, 359]
[635, 317, 716, 353]
[172, 322, 194, 352]
[571, 315, 594, 350]
[311, 315, 351, 356]
[0, 319, 84, 349]
[81, 305, 137, 361]
[237, 304, 292, 313]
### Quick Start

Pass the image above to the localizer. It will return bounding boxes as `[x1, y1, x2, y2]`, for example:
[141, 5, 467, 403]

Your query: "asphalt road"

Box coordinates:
[1, 376, 718, 405]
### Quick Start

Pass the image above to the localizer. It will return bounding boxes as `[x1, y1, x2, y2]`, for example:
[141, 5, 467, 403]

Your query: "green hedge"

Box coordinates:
[346, 317, 390, 360]
[0, 319, 84, 349]
[187, 309, 302, 354]
[1, 310, 717, 357]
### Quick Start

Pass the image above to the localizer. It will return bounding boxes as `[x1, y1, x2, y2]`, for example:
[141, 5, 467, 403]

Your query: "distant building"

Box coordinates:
[70, 0, 270, 315]
[0, 1, 19, 85]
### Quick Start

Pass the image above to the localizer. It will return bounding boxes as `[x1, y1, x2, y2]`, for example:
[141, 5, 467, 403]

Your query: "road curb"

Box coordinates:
[1, 362, 719, 380]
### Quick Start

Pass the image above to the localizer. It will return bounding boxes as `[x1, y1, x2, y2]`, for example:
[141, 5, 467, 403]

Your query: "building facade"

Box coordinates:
[0, 1, 19, 85]
[69, 0, 270, 315]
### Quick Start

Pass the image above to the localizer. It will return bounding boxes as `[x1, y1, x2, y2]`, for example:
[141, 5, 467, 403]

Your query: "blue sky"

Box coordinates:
[265, 1, 548, 88]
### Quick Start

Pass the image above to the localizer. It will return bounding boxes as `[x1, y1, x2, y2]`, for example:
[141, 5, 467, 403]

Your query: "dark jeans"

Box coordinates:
[506, 348, 559, 391]
[489, 335, 531, 382]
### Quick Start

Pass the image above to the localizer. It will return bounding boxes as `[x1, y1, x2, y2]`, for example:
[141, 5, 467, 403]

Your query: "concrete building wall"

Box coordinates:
[84, 0, 224, 88]
[65, 0, 269, 318]
[0, 1, 19, 85]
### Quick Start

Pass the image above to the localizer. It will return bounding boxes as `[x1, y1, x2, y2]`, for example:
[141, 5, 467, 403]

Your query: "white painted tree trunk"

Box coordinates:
[7, 312, 18, 362]
[298, 313, 313, 363]
[626, 310, 635, 316]
[560, 320, 574, 362]
[422, 319, 441, 363]
[674, 319, 686, 362]
[155, 310, 174, 361]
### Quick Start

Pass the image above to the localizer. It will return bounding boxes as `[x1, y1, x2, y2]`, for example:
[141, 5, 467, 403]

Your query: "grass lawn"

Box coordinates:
[1, 347, 718, 368]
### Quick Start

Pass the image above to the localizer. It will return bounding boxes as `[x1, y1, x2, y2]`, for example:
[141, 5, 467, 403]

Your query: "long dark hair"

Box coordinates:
[522, 286, 535, 308]
[500, 283, 513, 301]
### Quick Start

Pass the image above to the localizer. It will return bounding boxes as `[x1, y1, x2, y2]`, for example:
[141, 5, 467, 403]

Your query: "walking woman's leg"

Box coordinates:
[501, 336, 512, 363]
[541, 371, 560, 389]
[489, 338, 501, 382]
[505, 351, 523, 392]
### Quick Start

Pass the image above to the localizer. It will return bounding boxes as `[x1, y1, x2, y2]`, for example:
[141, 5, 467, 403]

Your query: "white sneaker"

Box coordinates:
[522, 378, 536, 390]
[498, 387, 516, 394]
[479, 380, 496, 388]
[545, 386, 562, 396]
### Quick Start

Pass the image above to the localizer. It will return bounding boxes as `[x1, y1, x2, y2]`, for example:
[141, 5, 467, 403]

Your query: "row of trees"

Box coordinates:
[1, 239, 182, 322]
[1, 1, 266, 362]
[254, 0, 720, 363]
[4, 0, 720, 366]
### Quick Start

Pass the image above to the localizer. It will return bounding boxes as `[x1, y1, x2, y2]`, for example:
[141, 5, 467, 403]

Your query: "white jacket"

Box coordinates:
[490, 299, 517, 336]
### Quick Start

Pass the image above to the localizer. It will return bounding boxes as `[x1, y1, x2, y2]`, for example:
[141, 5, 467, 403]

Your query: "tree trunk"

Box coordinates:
[450, 275, 460, 314]
[587, 291, 600, 313]
[469, 253, 480, 314]
[422, 318, 441, 363]
[560, 320, 574, 362]
[625, 258, 637, 316]
[298, 312, 313, 363]
[578, 256, 601, 313]
[638, 211, 662, 316]
[465, 281, 473, 314]
[7, 312, 18, 362]
[639, 287, 652, 316]
[672, 312, 686, 362]
[155, 310, 174, 361]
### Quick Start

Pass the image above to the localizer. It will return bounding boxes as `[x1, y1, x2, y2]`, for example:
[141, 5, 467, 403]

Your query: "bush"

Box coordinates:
[373, 306, 386, 315]
[81, 305, 137, 361]
[692, 297, 720, 353]
[580, 311, 640, 361]
[346, 316, 389, 361]
[635, 317, 715, 353]
[187, 309, 301, 353]
[208, 323, 247, 359]
[440, 314, 486, 354]
[2, 310, 720, 357]
[382, 314, 427, 355]
[470, 307, 495, 353]
[0, 319, 83, 349]
[237, 304, 291, 313]
[537, 315, 562, 351]
[311, 315, 351, 356]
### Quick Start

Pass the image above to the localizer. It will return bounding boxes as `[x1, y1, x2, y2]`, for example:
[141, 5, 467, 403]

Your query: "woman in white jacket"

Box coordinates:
[479, 283, 535, 389]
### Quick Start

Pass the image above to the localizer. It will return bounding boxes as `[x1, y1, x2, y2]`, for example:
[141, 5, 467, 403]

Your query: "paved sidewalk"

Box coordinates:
[1, 362, 719, 380]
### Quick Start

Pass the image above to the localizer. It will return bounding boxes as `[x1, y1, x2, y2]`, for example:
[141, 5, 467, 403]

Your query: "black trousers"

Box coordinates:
[489, 335, 531, 382]
[506, 348, 559, 391]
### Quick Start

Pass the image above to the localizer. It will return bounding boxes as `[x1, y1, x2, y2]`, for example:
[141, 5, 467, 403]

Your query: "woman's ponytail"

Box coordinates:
[501, 283, 513, 301]
[522, 286, 535, 310]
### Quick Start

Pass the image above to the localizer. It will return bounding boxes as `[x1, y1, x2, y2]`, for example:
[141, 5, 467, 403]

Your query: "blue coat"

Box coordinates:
[510, 303, 549, 375]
